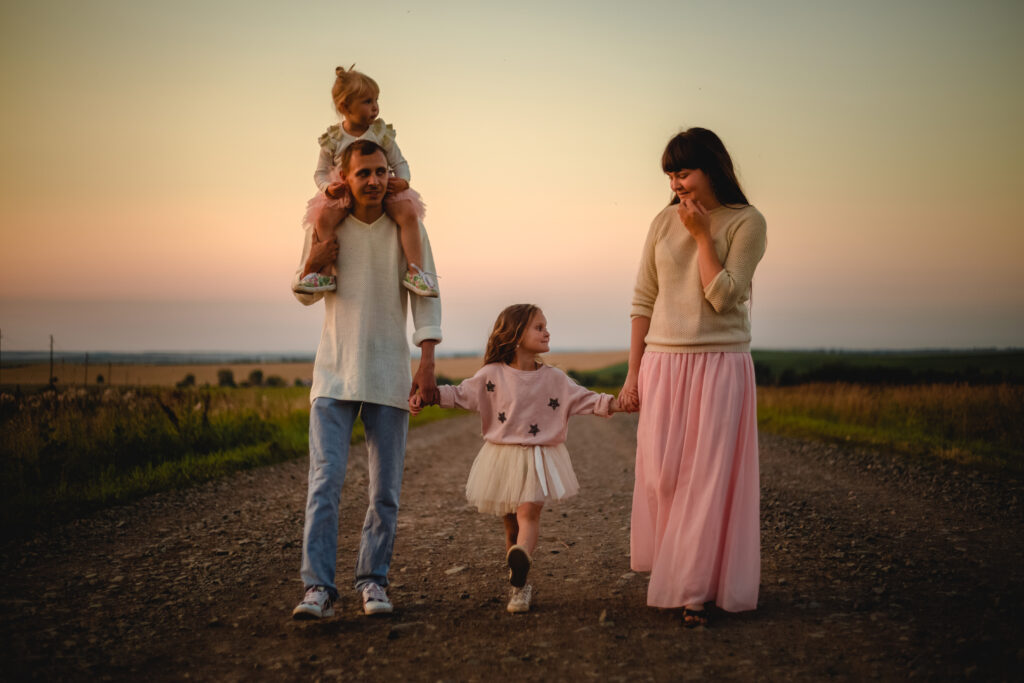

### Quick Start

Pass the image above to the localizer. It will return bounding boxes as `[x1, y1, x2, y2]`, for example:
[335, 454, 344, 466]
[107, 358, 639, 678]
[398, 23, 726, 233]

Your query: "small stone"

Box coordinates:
[444, 566, 466, 575]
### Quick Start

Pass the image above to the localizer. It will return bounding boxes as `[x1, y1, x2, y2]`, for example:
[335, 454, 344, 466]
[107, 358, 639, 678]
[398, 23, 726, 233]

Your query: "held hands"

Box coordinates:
[617, 372, 640, 413]
[409, 366, 439, 413]
[677, 198, 712, 240]
[325, 182, 346, 200]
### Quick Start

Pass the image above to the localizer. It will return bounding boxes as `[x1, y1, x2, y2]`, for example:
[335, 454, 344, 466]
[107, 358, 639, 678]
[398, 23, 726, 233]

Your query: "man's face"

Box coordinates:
[344, 150, 388, 209]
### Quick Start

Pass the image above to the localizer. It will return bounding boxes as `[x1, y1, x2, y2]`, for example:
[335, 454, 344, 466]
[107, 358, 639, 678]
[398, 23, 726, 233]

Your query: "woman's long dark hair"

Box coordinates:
[483, 304, 540, 366]
[662, 128, 749, 206]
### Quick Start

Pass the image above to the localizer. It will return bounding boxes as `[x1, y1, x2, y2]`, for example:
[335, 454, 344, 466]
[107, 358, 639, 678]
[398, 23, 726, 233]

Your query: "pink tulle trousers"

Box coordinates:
[630, 351, 760, 612]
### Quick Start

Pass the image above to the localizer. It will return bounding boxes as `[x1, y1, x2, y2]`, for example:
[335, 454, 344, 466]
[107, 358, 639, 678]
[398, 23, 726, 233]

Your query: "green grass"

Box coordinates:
[0, 387, 459, 539]
[757, 383, 1023, 472]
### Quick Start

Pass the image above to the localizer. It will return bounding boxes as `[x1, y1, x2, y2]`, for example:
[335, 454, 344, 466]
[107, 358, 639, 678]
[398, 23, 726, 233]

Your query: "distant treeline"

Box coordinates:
[567, 350, 1024, 387]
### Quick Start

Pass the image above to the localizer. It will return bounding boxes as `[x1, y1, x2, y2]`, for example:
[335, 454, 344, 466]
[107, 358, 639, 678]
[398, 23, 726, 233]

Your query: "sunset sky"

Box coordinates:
[1, 0, 1022, 355]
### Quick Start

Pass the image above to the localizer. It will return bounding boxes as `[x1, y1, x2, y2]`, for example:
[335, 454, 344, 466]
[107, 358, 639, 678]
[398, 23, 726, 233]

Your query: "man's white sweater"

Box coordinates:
[292, 213, 442, 410]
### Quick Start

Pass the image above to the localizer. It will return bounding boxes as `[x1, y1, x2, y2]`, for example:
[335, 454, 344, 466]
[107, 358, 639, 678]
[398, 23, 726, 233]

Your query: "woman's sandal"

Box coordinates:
[682, 607, 709, 628]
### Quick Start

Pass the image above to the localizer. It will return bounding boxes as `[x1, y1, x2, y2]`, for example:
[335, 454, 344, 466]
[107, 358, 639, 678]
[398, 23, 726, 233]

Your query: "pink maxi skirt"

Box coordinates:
[630, 351, 760, 612]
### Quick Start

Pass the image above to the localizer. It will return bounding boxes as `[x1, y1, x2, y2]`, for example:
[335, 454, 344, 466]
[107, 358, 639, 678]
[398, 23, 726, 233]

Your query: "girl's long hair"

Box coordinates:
[483, 304, 540, 366]
[662, 128, 749, 207]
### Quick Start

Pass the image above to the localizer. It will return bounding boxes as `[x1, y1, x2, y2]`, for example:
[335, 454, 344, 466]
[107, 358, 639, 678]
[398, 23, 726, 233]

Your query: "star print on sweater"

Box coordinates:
[437, 363, 614, 446]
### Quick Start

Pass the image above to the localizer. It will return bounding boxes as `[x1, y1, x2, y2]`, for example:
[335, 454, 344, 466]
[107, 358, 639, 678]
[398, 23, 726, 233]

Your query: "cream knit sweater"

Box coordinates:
[630, 203, 766, 353]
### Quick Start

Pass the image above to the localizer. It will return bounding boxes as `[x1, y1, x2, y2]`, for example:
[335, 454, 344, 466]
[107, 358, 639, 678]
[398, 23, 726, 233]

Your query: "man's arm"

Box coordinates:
[410, 339, 439, 405]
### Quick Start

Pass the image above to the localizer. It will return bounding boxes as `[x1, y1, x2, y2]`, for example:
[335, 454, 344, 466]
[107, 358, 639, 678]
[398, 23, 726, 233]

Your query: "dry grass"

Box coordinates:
[757, 382, 1023, 471]
[2, 351, 628, 387]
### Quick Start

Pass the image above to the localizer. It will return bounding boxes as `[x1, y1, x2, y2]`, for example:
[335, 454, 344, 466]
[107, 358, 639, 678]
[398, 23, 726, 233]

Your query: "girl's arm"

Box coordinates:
[314, 145, 335, 193]
[386, 138, 411, 182]
[564, 374, 615, 417]
[437, 369, 486, 412]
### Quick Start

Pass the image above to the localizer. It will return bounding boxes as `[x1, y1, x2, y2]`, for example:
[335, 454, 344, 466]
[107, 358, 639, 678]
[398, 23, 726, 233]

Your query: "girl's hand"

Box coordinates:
[325, 182, 346, 199]
[387, 177, 409, 194]
[408, 393, 423, 415]
[618, 372, 640, 413]
[677, 198, 711, 240]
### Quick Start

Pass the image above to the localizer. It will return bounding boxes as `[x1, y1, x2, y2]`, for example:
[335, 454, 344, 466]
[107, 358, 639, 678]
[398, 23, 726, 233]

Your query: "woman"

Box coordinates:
[619, 128, 766, 627]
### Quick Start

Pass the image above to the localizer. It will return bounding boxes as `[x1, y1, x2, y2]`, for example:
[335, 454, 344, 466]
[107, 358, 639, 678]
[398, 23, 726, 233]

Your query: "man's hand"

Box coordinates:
[301, 236, 339, 277]
[410, 340, 439, 407]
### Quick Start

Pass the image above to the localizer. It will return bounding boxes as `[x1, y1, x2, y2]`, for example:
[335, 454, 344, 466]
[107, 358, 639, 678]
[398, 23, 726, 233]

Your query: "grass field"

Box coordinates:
[757, 382, 1023, 472]
[0, 386, 453, 539]
[4, 349, 1020, 536]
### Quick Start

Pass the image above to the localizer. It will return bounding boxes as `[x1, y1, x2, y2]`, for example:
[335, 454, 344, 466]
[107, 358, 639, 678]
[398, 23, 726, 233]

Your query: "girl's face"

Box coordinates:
[667, 168, 719, 208]
[519, 311, 550, 355]
[342, 94, 379, 129]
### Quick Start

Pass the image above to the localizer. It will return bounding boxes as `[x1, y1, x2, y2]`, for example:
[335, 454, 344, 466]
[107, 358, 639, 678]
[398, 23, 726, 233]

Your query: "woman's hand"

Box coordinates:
[677, 198, 711, 240]
[618, 372, 640, 413]
[387, 177, 409, 194]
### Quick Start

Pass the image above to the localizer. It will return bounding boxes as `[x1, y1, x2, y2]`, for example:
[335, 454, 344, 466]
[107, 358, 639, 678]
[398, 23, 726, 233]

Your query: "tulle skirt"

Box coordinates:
[465, 442, 579, 516]
[630, 351, 760, 612]
[303, 166, 426, 229]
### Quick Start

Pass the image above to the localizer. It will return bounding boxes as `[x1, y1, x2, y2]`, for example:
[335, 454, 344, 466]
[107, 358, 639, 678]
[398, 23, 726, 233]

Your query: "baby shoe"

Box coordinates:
[293, 272, 336, 293]
[402, 264, 439, 298]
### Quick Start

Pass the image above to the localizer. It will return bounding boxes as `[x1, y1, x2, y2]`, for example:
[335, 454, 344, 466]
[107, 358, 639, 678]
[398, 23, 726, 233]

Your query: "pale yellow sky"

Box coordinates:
[1, 0, 1022, 352]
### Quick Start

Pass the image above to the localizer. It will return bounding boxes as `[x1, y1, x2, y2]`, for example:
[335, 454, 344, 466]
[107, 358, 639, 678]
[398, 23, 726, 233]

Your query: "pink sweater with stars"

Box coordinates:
[439, 363, 613, 446]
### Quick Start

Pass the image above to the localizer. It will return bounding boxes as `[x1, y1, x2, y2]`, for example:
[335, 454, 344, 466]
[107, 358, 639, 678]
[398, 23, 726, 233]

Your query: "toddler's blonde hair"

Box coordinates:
[331, 64, 380, 116]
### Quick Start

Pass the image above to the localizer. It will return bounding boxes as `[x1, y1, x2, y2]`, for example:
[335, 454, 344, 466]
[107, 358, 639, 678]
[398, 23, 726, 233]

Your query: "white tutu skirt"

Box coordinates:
[465, 442, 579, 516]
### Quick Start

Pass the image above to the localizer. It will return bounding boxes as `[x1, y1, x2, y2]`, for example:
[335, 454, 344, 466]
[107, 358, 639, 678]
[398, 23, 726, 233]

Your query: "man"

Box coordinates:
[291, 139, 441, 619]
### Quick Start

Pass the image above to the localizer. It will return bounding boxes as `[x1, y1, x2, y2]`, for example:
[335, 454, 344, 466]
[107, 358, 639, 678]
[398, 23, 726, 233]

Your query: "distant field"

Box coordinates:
[0, 350, 629, 388]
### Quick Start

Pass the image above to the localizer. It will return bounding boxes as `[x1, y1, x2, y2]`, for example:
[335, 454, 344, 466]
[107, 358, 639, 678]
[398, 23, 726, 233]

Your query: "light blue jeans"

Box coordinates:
[300, 398, 408, 600]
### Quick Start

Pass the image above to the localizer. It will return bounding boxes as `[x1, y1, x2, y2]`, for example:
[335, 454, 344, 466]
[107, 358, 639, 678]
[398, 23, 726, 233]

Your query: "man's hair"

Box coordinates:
[340, 139, 385, 174]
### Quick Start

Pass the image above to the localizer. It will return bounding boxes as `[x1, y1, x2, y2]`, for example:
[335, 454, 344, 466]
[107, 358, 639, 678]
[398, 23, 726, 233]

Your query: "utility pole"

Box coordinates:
[84, 352, 89, 386]
[49, 335, 54, 387]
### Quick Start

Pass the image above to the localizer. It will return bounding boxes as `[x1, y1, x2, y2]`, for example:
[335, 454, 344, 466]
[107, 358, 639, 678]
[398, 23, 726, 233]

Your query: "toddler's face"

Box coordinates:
[343, 94, 379, 128]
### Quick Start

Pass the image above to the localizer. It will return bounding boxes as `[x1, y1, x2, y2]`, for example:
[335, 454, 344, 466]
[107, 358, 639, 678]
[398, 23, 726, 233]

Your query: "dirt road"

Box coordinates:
[2, 413, 1021, 681]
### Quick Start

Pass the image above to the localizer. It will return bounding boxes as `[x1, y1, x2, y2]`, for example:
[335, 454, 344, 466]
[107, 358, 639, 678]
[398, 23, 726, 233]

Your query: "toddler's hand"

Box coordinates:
[326, 182, 346, 199]
[387, 177, 409, 194]
[408, 393, 423, 415]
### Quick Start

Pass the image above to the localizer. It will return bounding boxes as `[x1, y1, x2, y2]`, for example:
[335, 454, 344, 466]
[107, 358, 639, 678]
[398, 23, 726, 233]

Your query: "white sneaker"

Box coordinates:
[507, 584, 532, 613]
[292, 585, 334, 620]
[361, 582, 393, 615]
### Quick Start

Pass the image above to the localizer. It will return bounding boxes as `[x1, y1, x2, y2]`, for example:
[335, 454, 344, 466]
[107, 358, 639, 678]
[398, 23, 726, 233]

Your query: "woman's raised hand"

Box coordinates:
[677, 198, 711, 239]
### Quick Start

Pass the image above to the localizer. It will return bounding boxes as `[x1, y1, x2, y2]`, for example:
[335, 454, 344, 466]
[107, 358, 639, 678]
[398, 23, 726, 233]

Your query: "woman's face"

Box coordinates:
[667, 168, 718, 208]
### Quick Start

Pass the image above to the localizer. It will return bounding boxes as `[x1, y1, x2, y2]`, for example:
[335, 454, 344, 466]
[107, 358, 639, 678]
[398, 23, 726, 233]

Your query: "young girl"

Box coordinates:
[411, 304, 622, 613]
[294, 65, 438, 297]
